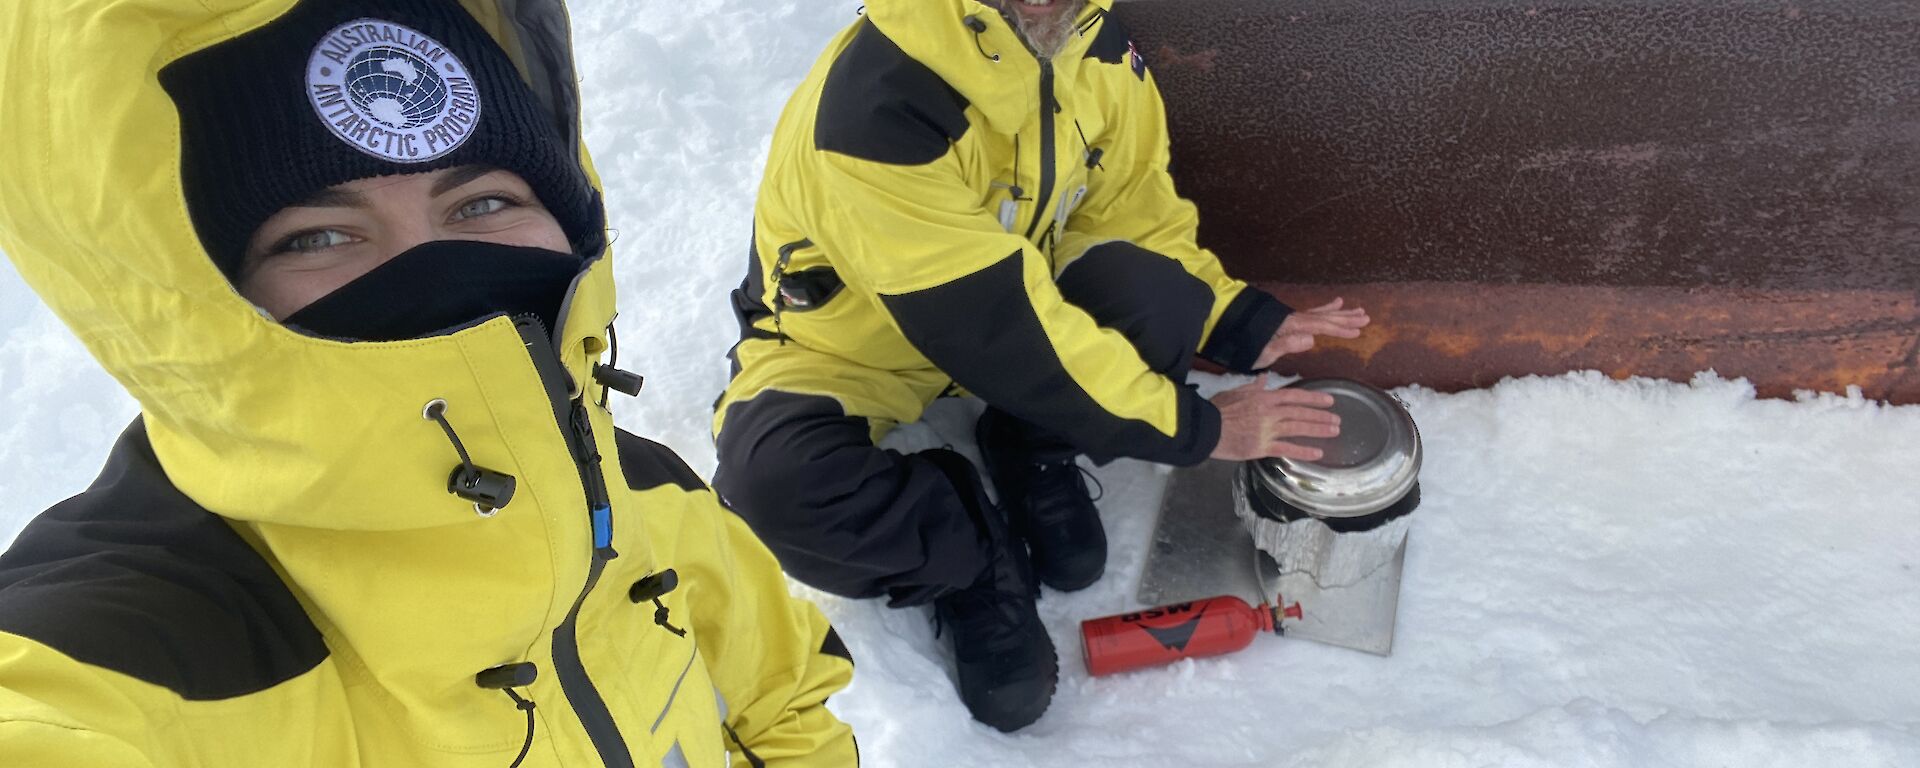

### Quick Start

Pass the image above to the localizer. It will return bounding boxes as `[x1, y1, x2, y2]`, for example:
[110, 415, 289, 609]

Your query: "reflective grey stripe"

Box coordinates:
[651, 643, 700, 733]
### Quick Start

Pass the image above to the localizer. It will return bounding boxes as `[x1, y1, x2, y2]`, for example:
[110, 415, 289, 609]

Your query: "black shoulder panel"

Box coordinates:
[0, 421, 327, 701]
[1084, 12, 1132, 64]
[613, 429, 709, 493]
[815, 19, 972, 165]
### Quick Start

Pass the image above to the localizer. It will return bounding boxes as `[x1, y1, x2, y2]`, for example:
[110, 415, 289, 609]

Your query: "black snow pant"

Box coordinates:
[712, 243, 1215, 605]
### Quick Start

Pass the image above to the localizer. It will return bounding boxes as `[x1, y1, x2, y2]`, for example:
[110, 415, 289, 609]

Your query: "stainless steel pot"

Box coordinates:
[1239, 378, 1422, 533]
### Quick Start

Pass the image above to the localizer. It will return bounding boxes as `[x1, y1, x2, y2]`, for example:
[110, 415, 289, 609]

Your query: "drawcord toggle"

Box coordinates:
[475, 663, 539, 768]
[593, 366, 644, 398]
[629, 568, 688, 637]
[964, 16, 1001, 62]
[594, 322, 645, 401]
[424, 399, 517, 516]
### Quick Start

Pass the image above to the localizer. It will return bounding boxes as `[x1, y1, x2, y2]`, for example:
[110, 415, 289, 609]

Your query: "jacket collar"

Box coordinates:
[864, 0, 1114, 135]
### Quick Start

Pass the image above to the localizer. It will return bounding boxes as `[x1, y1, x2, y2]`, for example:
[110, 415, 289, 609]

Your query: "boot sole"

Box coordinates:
[973, 652, 1060, 733]
[1042, 569, 1103, 593]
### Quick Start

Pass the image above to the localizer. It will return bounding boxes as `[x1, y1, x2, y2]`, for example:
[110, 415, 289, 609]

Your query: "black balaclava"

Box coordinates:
[283, 241, 581, 341]
[158, 0, 605, 340]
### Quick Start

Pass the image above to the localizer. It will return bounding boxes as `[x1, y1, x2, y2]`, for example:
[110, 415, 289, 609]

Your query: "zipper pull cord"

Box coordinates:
[424, 399, 517, 516]
[568, 401, 618, 558]
[1075, 119, 1104, 171]
[990, 136, 1029, 200]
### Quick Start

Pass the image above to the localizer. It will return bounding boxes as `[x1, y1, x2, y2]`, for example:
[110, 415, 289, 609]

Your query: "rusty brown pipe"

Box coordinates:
[1114, 0, 1920, 402]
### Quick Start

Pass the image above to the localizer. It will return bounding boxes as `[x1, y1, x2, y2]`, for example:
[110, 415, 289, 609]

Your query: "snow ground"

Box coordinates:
[3, 1, 1918, 765]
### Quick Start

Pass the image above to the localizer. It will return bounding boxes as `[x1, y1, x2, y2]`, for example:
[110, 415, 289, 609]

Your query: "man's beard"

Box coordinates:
[981, 0, 1089, 60]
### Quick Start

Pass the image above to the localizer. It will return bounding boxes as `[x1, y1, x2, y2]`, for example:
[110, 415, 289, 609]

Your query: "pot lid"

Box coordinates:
[1247, 378, 1421, 519]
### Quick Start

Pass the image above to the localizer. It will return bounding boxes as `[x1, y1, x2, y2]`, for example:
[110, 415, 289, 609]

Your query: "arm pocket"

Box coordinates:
[776, 267, 845, 312]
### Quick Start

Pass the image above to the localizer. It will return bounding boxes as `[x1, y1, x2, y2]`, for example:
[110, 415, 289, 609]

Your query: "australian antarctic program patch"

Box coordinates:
[306, 19, 481, 163]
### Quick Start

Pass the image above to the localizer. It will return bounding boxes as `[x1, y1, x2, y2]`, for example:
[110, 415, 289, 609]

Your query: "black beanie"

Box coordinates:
[158, 0, 602, 277]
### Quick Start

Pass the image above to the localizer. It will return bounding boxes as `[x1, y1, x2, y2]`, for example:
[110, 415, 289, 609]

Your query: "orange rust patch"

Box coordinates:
[1245, 282, 1920, 403]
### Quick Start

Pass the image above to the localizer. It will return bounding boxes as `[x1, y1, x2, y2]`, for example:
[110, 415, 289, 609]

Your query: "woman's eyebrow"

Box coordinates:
[431, 165, 500, 197]
[290, 188, 365, 208]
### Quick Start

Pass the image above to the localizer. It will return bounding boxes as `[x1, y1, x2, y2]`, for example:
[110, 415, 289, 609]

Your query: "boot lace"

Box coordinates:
[932, 585, 1035, 649]
[1026, 460, 1103, 523]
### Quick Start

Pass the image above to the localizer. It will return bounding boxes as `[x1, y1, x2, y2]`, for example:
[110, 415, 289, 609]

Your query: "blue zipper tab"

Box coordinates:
[591, 504, 613, 550]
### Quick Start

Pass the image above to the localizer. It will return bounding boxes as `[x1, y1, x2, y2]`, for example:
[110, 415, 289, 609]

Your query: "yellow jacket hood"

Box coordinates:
[0, 0, 615, 534]
[866, 0, 1116, 135]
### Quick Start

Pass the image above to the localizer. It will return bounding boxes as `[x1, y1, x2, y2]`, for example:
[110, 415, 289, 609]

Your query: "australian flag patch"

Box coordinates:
[1127, 40, 1147, 80]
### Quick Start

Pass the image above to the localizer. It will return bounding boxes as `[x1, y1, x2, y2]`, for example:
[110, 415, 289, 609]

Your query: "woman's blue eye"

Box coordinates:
[455, 197, 510, 220]
[280, 229, 353, 253]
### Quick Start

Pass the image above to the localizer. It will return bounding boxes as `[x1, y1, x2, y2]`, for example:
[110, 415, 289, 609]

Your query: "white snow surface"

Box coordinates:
[3, 1, 1918, 765]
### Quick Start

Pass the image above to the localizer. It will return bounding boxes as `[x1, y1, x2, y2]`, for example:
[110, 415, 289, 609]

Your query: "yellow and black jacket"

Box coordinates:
[716, 0, 1289, 462]
[0, 2, 855, 766]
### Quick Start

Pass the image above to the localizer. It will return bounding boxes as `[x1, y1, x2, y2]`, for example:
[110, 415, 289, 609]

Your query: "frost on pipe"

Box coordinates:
[1113, 0, 1920, 402]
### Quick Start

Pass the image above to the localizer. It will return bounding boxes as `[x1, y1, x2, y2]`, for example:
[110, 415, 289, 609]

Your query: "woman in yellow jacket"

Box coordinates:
[712, 0, 1368, 733]
[0, 1, 856, 766]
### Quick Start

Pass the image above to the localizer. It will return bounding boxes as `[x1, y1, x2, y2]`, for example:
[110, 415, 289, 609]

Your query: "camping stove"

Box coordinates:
[1128, 378, 1422, 660]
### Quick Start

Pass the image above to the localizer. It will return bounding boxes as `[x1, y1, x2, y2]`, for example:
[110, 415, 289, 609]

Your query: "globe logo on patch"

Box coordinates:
[305, 18, 482, 163]
[343, 46, 447, 130]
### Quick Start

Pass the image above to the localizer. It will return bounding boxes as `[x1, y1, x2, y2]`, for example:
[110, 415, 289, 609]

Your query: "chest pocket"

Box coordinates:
[769, 239, 844, 313]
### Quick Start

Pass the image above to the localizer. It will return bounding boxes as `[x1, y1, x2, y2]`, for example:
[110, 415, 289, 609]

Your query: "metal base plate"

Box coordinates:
[1139, 460, 1408, 656]
[1138, 460, 1266, 607]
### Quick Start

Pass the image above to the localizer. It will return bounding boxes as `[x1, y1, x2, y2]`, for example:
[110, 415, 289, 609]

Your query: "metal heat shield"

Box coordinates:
[1137, 460, 1267, 608]
[1252, 523, 1407, 657]
[1140, 460, 1409, 656]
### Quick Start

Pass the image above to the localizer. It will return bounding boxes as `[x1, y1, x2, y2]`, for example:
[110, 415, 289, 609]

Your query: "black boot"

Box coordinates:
[976, 407, 1107, 592]
[919, 449, 1058, 733]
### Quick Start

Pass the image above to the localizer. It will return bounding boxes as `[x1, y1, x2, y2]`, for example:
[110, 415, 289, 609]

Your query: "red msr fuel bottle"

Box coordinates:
[1081, 595, 1302, 676]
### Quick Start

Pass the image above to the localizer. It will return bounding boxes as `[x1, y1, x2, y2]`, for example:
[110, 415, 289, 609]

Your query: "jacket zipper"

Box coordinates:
[768, 238, 815, 344]
[516, 316, 635, 768]
[1023, 60, 1058, 243]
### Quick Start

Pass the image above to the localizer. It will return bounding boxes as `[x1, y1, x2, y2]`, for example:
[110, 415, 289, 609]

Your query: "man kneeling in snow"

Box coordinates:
[0, 1, 856, 765]
[712, 0, 1369, 731]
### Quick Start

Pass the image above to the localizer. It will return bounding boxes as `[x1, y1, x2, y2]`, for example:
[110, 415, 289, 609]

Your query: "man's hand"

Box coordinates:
[1208, 374, 1342, 461]
[1254, 298, 1371, 370]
